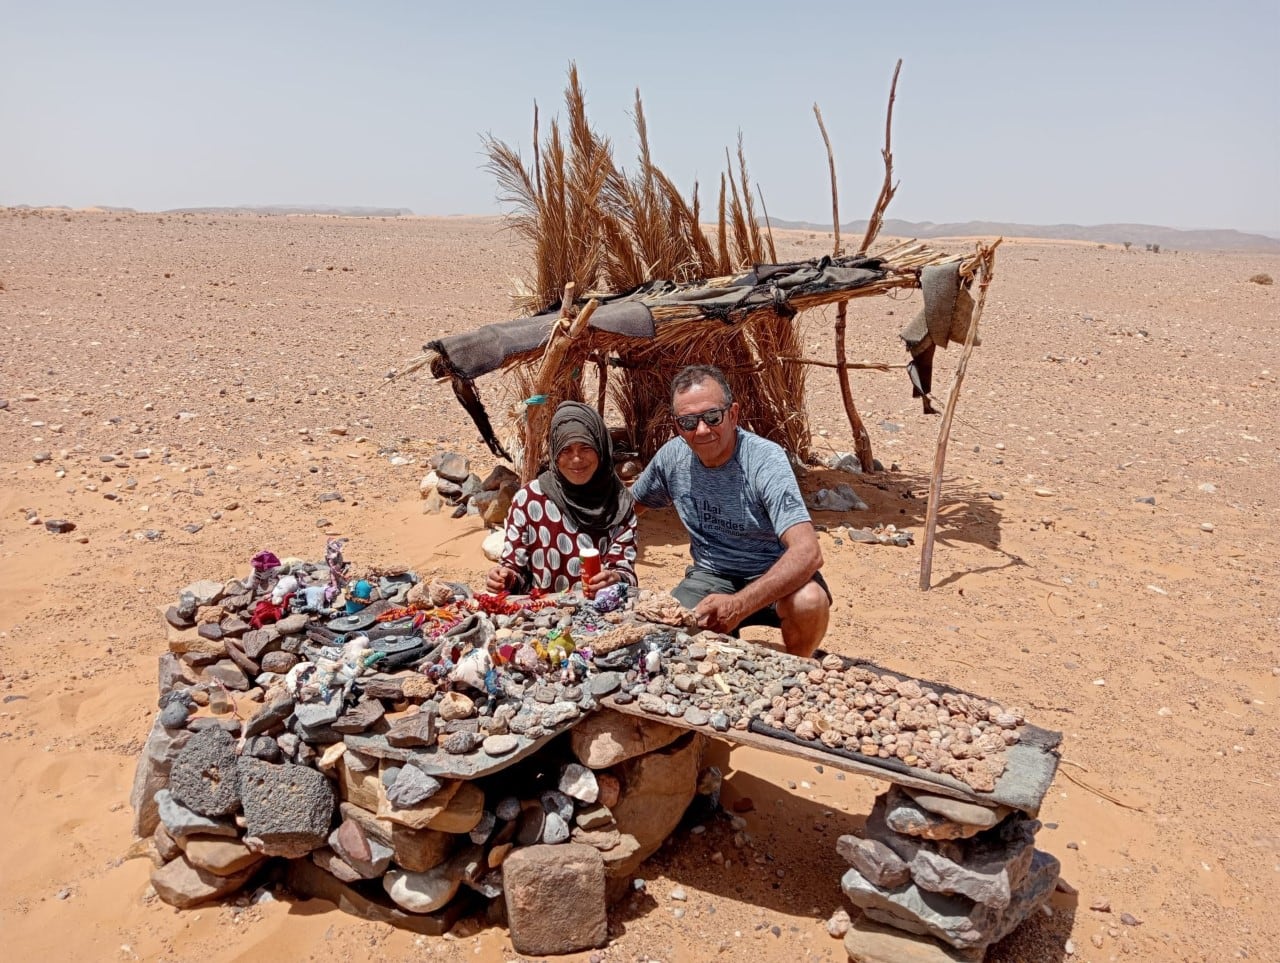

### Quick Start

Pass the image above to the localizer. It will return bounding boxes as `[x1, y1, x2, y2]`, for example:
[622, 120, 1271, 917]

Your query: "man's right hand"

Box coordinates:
[486, 565, 517, 593]
[693, 592, 749, 635]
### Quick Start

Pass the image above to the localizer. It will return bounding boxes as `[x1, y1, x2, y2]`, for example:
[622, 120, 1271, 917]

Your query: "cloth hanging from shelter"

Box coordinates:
[898, 262, 978, 413]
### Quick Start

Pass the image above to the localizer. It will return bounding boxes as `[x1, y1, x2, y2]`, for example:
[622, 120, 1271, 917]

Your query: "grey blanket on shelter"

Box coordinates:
[898, 262, 978, 412]
[427, 254, 885, 380]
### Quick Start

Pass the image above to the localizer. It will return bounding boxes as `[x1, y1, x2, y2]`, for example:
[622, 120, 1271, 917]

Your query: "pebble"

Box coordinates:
[44, 519, 76, 534]
[482, 734, 518, 756]
[33, 451, 52, 463]
[1034, 488, 1055, 497]
[1200, 522, 1215, 532]
[670, 886, 687, 901]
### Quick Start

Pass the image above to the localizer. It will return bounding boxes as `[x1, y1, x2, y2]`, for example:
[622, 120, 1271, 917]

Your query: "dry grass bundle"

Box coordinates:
[481, 63, 801, 475]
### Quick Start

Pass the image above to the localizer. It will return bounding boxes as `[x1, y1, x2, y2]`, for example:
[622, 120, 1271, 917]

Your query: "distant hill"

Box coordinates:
[162, 204, 413, 217]
[769, 217, 1280, 253]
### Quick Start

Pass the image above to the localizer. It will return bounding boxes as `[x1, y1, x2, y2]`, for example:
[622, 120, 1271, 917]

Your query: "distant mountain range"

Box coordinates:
[9, 204, 1277, 252]
[769, 217, 1280, 253]
[162, 204, 414, 217]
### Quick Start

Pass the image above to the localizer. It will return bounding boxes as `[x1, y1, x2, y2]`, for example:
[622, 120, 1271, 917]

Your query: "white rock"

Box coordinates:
[558, 762, 599, 803]
[481, 529, 505, 562]
[419, 471, 438, 497]
[383, 866, 460, 914]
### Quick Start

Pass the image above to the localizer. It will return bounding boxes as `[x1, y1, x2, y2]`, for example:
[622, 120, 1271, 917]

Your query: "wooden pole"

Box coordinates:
[859, 59, 902, 256]
[918, 241, 1000, 590]
[521, 292, 599, 481]
[814, 103, 875, 472]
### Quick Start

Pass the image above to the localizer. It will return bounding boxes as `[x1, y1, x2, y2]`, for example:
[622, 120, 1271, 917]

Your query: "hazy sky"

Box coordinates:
[3, 1, 1277, 232]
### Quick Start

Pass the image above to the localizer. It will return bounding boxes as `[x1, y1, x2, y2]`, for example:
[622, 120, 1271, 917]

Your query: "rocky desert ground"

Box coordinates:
[0, 208, 1276, 962]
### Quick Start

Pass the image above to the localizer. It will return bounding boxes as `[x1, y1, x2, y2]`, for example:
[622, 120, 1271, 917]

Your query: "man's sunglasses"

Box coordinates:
[673, 405, 731, 432]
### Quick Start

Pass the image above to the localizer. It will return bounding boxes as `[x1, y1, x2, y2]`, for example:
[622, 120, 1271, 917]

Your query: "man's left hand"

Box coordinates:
[693, 593, 748, 634]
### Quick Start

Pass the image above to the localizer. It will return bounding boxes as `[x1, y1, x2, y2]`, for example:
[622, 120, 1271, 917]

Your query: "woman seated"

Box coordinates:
[486, 400, 637, 595]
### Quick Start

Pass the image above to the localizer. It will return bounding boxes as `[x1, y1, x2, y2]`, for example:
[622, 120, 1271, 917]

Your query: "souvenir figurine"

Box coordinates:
[344, 579, 374, 614]
[324, 538, 349, 604]
[272, 573, 300, 606]
[544, 627, 575, 671]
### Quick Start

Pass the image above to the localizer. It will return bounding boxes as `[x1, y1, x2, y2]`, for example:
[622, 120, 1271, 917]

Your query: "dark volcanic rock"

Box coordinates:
[237, 757, 335, 858]
[168, 725, 241, 817]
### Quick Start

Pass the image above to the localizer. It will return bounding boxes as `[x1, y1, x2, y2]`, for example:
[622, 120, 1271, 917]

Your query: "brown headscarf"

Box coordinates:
[536, 401, 634, 536]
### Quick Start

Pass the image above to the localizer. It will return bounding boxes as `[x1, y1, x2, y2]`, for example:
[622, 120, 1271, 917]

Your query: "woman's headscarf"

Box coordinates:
[536, 400, 634, 536]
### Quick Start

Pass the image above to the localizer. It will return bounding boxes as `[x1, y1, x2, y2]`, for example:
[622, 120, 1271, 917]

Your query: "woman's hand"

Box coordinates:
[486, 564, 517, 593]
[585, 568, 623, 594]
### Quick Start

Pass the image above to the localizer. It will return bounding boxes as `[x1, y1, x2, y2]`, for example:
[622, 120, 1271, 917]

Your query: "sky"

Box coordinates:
[2, 1, 1277, 233]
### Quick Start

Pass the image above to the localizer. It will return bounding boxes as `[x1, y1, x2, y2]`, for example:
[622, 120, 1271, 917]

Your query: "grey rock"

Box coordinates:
[441, 730, 481, 754]
[259, 650, 298, 674]
[155, 789, 238, 840]
[710, 711, 730, 732]
[242, 736, 281, 761]
[542, 811, 571, 844]
[496, 796, 521, 821]
[237, 758, 334, 857]
[837, 834, 911, 888]
[159, 700, 192, 729]
[168, 726, 240, 817]
[469, 810, 497, 844]
[332, 699, 385, 734]
[243, 692, 294, 738]
[587, 671, 622, 697]
[386, 765, 444, 808]
[294, 700, 341, 729]
[275, 613, 309, 635]
[540, 790, 575, 821]
[540, 701, 580, 728]
[682, 707, 710, 726]
[241, 628, 280, 660]
[130, 716, 191, 837]
[435, 452, 470, 484]
[844, 849, 1060, 953]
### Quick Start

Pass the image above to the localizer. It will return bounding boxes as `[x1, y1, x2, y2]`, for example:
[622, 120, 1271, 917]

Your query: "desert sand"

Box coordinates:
[0, 208, 1276, 962]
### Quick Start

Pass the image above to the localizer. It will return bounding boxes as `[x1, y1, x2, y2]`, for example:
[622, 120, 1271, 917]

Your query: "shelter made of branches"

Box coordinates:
[409, 64, 992, 491]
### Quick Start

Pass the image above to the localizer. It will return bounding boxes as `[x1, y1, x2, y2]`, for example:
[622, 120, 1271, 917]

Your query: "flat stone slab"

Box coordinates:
[343, 719, 571, 780]
[844, 914, 982, 962]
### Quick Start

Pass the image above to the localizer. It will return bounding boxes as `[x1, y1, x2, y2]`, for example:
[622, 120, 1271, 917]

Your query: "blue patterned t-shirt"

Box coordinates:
[632, 428, 810, 578]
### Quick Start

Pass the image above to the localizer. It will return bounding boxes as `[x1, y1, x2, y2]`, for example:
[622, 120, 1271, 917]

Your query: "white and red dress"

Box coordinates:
[498, 479, 638, 593]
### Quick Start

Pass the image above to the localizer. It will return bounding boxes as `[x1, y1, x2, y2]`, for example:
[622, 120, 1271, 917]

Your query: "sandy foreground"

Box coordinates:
[0, 210, 1276, 963]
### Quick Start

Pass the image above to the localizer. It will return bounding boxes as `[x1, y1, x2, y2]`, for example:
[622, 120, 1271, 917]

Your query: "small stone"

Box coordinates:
[1200, 522, 1215, 532]
[670, 885, 687, 901]
[482, 734, 519, 756]
[45, 518, 76, 534]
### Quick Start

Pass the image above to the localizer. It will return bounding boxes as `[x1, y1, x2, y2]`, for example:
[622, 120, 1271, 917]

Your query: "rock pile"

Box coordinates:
[838, 786, 1060, 961]
[132, 545, 713, 953]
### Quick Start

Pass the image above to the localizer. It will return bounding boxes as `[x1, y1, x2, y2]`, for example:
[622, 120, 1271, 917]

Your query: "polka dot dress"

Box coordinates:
[499, 480, 638, 592]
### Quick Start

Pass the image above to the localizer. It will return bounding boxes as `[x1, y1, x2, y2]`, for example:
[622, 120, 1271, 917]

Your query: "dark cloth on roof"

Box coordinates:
[426, 253, 887, 379]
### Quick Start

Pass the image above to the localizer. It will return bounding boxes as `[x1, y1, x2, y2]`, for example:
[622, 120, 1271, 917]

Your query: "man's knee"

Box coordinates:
[777, 579, 831, 621]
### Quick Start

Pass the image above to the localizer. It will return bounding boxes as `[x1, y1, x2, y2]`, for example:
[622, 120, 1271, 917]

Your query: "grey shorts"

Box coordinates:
[671, 565, 832, 630]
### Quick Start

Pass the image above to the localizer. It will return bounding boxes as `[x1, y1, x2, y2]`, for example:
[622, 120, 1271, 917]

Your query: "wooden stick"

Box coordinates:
[595, 353, 608, 416]
[522, 281, 578, 481]
[815, 103, 875, 472]
[777, 356, 906, 371]
[859, 59, 902, 256]
[919, 242, 999, 590]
